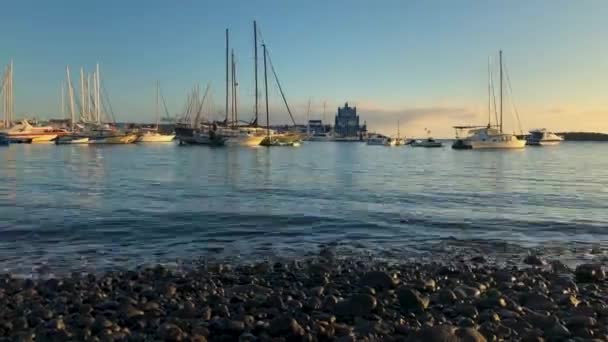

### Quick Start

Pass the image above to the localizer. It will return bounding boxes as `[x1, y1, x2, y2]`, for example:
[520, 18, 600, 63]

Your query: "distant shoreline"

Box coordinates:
[557, 132, 608, 141]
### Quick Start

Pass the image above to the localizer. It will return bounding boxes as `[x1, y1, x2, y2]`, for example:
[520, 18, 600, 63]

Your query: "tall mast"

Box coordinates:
[263, 44, 270, 139]
[232, 49, 238, 127]
[96, 63, 101, 123]
[499, 50, 503, 133]
[66, 66, 76, 130]
[80, 67, 85, 118]
[397, 120, 400, 139]
[155, 80, 160, 129]
[8, 61, 13, 126]
[87, 73, 91, 119]
[487, 57, 491, 126]
[61, 83, 65, 119]
[225, 28, 229, 124]
[254, 20, 259, 126]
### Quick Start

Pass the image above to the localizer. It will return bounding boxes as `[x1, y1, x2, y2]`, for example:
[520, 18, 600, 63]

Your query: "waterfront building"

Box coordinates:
[334, 102, 366, 138]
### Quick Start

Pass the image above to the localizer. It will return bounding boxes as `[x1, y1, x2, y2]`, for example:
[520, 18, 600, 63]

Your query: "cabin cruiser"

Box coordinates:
[0, 120, 68, 143]
[526, 129, 563, 146]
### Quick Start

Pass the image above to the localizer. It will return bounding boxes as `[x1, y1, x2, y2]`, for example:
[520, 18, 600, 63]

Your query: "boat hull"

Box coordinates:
[55, 136, 89, 145]
[224, 135, 265, 147]
[526, 139, 562, 146]
[470, 140, 526, 149]
[136, 134, 176, 143]
[89, 134, 138, 144]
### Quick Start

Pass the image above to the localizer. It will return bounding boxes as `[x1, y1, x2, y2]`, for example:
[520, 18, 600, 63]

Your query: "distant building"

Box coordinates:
[334, 102, 365, 137]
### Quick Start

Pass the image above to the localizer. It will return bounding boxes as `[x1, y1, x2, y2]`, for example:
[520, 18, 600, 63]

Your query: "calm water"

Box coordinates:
[0, 142, 607, 274]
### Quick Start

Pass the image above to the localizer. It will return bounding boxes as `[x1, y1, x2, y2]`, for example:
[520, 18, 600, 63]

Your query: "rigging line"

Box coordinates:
[194, 83, 211, 127]
[100, 81, 117, 124]
[158, 86, 172, 120]
[503, 62, 523, 135]
[265, 47, 297, 126]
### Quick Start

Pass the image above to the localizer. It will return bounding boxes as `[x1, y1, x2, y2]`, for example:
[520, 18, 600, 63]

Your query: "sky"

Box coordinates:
[1, 0, 608, 137]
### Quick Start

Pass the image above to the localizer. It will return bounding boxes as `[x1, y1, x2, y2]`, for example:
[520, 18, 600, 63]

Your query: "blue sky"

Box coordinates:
[1, 0, 608, 136]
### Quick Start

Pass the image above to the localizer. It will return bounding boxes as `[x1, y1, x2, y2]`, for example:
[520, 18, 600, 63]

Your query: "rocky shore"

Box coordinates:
[0, 250, 606, 341]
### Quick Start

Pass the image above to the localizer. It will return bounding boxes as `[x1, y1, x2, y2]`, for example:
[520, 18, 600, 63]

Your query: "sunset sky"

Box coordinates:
[1, 0, 608, 137]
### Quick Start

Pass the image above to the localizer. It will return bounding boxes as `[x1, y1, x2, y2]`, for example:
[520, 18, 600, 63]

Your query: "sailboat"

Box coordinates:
[214, 26, 267, 147]
[56, 66, 90, 144]
[458, 51, 525, 150]
[137, 81, 175, 142]
[257, 27, 302, 147]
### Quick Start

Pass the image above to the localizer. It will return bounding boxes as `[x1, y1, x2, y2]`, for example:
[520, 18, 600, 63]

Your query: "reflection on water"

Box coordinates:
[0, 141, 607, 274]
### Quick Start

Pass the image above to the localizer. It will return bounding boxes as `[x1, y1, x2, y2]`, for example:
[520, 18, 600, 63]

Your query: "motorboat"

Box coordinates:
[306, 132, 333, 141]
[526, 129, 563, 146]
[411, 138, 443, 148]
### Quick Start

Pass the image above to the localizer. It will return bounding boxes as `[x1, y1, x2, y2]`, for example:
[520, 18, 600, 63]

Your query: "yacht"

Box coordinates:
[464, 51, 525, 150]
[367, 134, 388, 145]
[526, 129, 563, 146]
[219, 126, 267, 146]
[411, 138, 443, 148]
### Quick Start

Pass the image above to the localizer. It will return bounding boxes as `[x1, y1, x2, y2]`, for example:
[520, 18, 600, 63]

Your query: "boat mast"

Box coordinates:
[499, 50, 503, 133]
[487, 57, 491, 126]
[66, 66, 76, 131]
[225, 28, 229, 124]
[306, 98, 311, 135]
[254, 20, 259, 126]
[263, 43, 270, 139]
[232, 49, 238, 127]
[155, 80, 160, 129]
[87, 73, 91, 120]
[96, 63, 101, 124]
[9, 61, 13, 127]
[80, 67, 85, 119]
[61, 83, 65, 120]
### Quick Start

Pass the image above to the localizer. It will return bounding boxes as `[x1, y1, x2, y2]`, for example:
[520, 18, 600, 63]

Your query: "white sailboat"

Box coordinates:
[466, 51, 525, 150]
[137, 81, 175, 143]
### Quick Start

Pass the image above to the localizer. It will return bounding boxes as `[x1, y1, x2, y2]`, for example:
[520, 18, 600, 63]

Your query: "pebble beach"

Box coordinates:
[1, 247, 607, 342]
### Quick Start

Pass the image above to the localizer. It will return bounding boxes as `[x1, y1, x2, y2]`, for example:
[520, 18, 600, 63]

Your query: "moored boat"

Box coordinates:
[0, 120, 67, 143]
[136, 82, 176, 143]
[55, 135, 89, 144]
[411, 138, 443, 148]
[526, 129, 563, 146]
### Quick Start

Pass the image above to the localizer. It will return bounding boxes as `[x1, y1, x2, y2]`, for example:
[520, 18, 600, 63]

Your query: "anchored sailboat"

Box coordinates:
[455, 51, 525, 150]
[136, 81, 175, 142]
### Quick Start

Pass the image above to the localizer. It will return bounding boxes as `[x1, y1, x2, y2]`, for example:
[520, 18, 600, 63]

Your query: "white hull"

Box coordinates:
[470, 139, 526, 149]
[136, 134, 175, 143]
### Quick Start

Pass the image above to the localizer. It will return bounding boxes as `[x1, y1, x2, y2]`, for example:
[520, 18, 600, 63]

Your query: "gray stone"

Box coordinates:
[575, 263, 606, 283]
[523, 255, 546, 266]
[360, 271, 395, 289]
[397, 287, 429, 311]
[334, 294, 377, 316]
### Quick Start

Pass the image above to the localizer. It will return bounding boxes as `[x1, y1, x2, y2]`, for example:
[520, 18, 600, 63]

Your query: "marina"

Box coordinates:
[2, 2, 608, 341]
